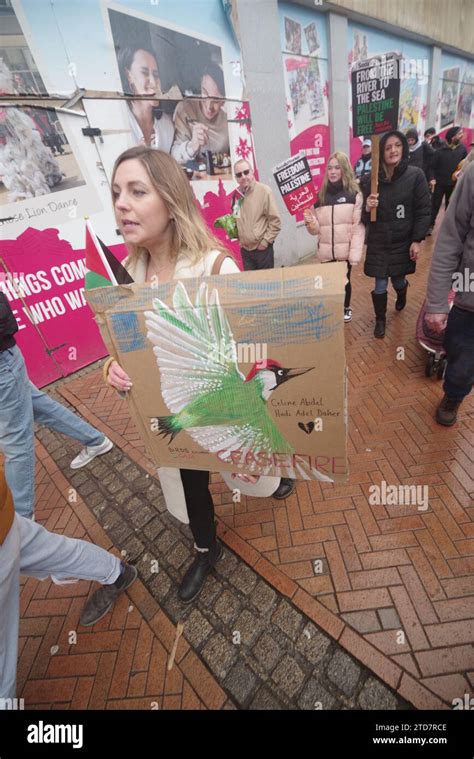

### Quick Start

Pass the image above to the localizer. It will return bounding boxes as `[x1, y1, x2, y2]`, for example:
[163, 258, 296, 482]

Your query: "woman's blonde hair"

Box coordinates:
[111, 146, 228, 264]
[318, 151, 360, 205]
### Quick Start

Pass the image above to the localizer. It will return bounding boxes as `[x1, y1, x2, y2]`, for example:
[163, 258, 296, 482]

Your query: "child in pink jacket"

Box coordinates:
[304, 151, 365, 322]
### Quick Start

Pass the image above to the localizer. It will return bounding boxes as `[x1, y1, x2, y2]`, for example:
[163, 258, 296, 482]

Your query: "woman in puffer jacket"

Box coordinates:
[303, 152, 365, 322]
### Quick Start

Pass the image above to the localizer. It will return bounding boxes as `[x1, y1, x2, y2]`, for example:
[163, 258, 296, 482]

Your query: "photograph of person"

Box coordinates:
[285, 17, 302, 55]
[455, 71, 474, 128]
[441, 67, 461, 128]
[304, 22, 320, 55]
[171, 61, 230, 170]
[117, 45, 175, 151]
[108, 7, 231, 179]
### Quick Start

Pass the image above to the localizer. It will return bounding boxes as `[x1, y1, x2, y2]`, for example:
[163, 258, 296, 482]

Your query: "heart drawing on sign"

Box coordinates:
[298, 421, 315, 435]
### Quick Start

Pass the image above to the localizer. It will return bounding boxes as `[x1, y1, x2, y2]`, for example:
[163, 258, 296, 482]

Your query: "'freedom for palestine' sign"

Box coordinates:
[273, 153, 317, 215]
[351, 52, 401, 137]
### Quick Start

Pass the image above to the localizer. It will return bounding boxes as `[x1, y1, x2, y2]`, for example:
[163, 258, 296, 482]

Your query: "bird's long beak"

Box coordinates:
[282, 366, 314, 382]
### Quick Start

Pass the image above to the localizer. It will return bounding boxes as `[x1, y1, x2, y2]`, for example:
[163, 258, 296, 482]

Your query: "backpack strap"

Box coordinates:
[211, 251, 234, 275]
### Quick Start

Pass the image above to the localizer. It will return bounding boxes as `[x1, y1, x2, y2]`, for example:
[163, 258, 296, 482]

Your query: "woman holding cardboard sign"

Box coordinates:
[303, 152, 365, 323]
[103, 147, 290, 604]
[361, 131, 431, 338]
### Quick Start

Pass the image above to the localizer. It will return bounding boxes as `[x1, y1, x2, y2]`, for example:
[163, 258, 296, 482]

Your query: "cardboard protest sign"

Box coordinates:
[273, 153, 318, 214]
[351, 53, 401, 138]
[86, 264, 348, 483]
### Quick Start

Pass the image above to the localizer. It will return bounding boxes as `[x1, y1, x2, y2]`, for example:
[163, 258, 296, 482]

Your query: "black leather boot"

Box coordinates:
[371, 291, 387, 338]
[178, 540, 223, 604]
[395, 281, 409, 311]
[272, 477, 295, 500]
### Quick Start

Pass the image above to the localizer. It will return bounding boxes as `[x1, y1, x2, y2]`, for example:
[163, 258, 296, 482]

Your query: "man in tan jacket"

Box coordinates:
[232, 159, 282, 270]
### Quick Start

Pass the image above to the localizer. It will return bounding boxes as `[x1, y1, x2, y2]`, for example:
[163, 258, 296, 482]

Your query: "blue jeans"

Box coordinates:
[443, 306, 474, 401]
[374, 276, 407, 294]
[0, 345, 104, 518]
[0, 513, 120, 701]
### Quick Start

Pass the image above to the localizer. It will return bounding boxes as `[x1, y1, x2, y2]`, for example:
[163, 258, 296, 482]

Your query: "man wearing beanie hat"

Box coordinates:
[406, 128, 434, 184]
[430, 126, 467, 231]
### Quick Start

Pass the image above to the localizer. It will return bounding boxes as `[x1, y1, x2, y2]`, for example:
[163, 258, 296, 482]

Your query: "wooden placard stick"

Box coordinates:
[167, 621, 184, 671]
[370, 134, 380, 222]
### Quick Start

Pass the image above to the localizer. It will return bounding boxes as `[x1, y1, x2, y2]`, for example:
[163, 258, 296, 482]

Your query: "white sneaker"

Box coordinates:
[70, 436, 113, 469]
[344, 307, 353, 323]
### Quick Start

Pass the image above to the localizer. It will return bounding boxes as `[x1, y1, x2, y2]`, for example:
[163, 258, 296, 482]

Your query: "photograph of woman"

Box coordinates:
[118, 46, 175, 151]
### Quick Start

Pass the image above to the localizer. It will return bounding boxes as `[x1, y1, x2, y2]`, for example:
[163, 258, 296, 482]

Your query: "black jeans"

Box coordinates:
[443, 306, 474, 400]
[345, 263, 352, 309]
[241, 244, 274, 270]
[180, 469, 216, 549]
[431, 183, 454, 227]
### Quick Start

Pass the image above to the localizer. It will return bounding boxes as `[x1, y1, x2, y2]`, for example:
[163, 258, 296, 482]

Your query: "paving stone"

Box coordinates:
[342, 611, 381, 634]
[202, 633, 238, 679]
[84, 491, 107, 509]
[142, 518, 167, 541]
[253, 632, 282, 673]
[378, 608, 402, 631]
[250, 581, 277, 614]
[214, 590, 242, 625]
[327, 649, 362, 698]
[76, 478, 97, 498]
[90, 462, 108, 478]
[101, 508, 123, 531]
[129, 504, 157, 530]
[120, 535, 146, 562]
[224, 661, 259, 707]
[358, 677, 399, 710]
[215, 551, 239, 579]
[132, 476, 152, 493]
[154, 531, 179, 555]
[121, 466, 142, 482]
[106, 477, 127, 495]
[271, 655, 306, 699]
[249, 687, 284, 710]
[233, 609, 264, 647]
[271, 600, 303, 642]
[228, 565, 257, 595]
[113, 487, 134, 506]
[184, 610, 213, 649]
[149, 570, 172, 603]
[69, 471, 89, 488]
[166, 542, 191, 570]
[108, 521, 134, 544]
[198, 575, 222, 606]
[295, 623, 331, 665]
[298, 678, 337, 710]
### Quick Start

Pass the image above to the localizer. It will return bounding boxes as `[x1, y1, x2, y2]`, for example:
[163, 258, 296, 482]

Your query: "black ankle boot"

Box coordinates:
[371, 291, 387, 338]
[395, 281, 409, 311]
[178, 540, 223, 604]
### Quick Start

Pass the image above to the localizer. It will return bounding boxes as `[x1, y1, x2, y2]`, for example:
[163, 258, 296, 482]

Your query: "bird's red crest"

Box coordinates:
[244, 359, 282, 382]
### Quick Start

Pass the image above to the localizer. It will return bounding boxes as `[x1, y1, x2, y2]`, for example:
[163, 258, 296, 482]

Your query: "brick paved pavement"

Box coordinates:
[18, 225, 473, 710]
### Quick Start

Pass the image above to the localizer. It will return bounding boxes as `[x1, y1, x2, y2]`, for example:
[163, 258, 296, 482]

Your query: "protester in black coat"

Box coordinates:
[406, 128, 434, 183]
[361, 130, 431, 338]
[430, 126, 467, 228]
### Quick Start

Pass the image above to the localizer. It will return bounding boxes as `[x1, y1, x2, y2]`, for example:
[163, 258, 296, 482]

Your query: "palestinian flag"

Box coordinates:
[84, 220, 134, 289]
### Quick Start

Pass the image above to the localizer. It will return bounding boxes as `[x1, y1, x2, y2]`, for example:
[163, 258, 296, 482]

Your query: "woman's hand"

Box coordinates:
[107, 360, 133, 392]
[231, 473, 260, 484]
[366, 193, 379, 211]
[409, 242, 421, 261]
[304, 208, 317, 233]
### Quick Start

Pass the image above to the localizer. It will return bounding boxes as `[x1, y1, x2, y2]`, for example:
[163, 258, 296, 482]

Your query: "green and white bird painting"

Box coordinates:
[144, 281, 313, 475]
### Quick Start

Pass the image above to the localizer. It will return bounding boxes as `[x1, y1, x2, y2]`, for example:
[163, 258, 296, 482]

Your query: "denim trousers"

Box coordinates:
[443, 306, 474, 400]
[373, 276, 407, 294]
[0, 513, 120, 701]
[0, 345, 104, 517]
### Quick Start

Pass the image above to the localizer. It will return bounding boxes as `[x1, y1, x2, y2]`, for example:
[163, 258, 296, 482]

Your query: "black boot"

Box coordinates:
[371, 291, 387, 338]
[395, 281, 409, 311]
[178, 540, 223, 604]
[435, 395, 462, 426]
[272, 477, 295, 500]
